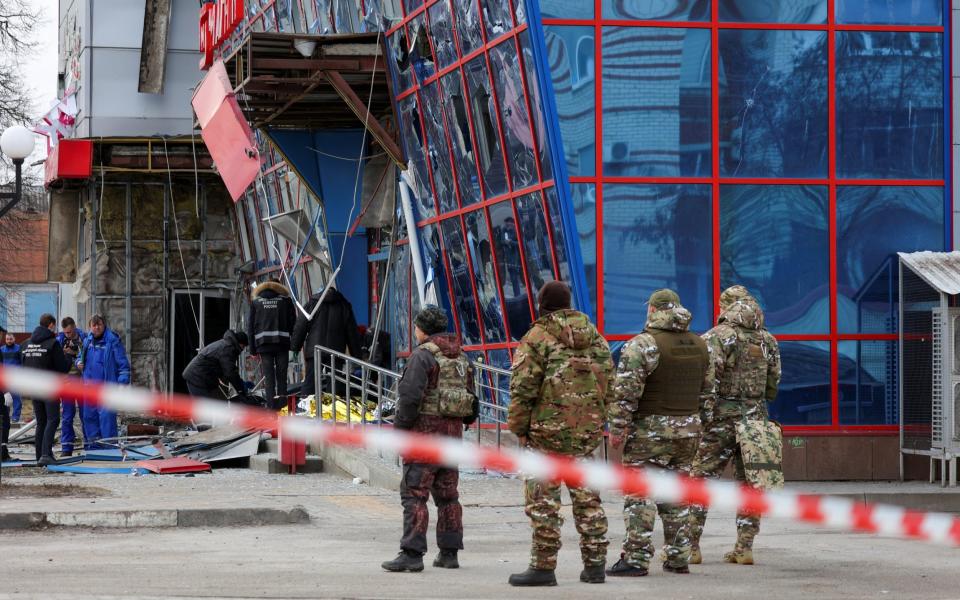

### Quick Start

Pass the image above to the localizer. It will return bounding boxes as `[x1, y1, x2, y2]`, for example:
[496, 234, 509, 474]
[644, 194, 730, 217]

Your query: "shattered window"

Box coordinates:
[463, 210, 507, 342]
[427, 0, 458, 70]
[397, 95, 435, 220]
[515, 191, 558, 292]
[489, 41, 538, 190]
[419, 82, 458, 213]
[440, 71, 482, 206]
[408, 13, 435, 84]
[719, 29, 827, 178]
[517, 30, 552, 182]
[453, 0, 484, 56]
[389, 28, 413, 91]
[720, 0, 827, 23]
[439, 219, 482, 345]
[603, 0, 709, 20]
[544, 187, 571, 286]
[488, 200, 533, 340]
[480, 0, 513, 39]
[403, 0, 423, 15]
[464, 56, 508, 199]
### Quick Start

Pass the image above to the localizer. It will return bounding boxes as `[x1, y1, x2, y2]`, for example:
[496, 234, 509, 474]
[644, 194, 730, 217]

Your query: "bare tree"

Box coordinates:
[0, 0, 42, 181]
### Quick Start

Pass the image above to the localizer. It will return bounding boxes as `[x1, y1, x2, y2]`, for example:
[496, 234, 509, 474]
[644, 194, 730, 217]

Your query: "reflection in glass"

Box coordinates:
[544, 187, 572, 288]
[603, 0, 709, 20]
[419, 82, 458, 213]
[544, 27, 595, 177]
[428, 0, 458, 70]
[464, 56, 509, 198]
[515, 192, 557, 301]
[518, 30, 552, 182]
[603, 27, 712, 177]
[464, 211, 507, 342]
[439, 220, 482, 345]
[541, 0, 592, 19]
[454, 0, 484, 56]
[720, 0, 826, 23]
[489, 41, 538, 191]
[489, 201, 533, 340]
[837, 187, 943, 334]
[720, 185, 829, 333]
[603, 185, 712, 334]
[440, 72, 482, 205]
[720, 30, 827, 177]
[838, 341, 897, 425]
[772, 341, 832, 425]
[837, 0, 942, 25]
[572, 184, 597, 322]
[397, 95, 436, 220]
[837, 32, 943, 179]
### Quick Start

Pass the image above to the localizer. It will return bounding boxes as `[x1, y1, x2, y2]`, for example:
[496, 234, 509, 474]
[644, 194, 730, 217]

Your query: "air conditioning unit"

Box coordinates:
[931, 308, 960, 447]
[603, 141, 631, 164]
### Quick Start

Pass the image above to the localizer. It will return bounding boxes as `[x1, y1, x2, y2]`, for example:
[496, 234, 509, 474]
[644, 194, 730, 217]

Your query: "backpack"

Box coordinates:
[419, 343, 475, 418]
[723, 328, 769, 400]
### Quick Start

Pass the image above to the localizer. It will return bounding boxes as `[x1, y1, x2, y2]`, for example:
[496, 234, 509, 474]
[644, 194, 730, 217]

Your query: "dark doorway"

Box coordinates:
[170, 291, 231, 395]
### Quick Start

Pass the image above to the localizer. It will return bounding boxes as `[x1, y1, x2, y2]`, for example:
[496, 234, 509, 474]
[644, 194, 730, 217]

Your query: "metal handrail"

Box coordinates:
[311, 345, 511, 452]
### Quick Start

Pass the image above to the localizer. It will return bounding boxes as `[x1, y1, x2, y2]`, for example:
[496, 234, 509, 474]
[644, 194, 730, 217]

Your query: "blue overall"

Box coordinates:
[0, 343, 21, 421]
[80, 329, 130, 446]
[57, 329, 85, 453]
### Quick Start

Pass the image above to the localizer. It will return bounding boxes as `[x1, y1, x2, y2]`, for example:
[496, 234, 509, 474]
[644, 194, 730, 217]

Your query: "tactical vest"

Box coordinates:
[638, 330, 708, 417]
[418, 343, 474, 418]
[718, 327, 768, 400]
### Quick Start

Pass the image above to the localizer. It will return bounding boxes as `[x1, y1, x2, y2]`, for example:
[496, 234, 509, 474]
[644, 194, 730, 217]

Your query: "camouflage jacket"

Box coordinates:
[609, 306, 713, 439]
[508, 309, 613, 456]
[701, 299, 781, 409]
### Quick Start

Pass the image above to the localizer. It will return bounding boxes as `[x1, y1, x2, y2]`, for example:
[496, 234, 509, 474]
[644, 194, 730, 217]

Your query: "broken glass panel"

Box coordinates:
[454, 0, 484, 55]
[543, 187, 571, 285]
[463, 210, 506, 342]
[517, 30, 552, 182]
[488, 201, 533, 340]
[428, 0, 458, 70]
[419, 82, 458, 213]
[515, 192, 556, 296]
[276, 0, 294, 31]
[440, 71, 482, 205]
[464, 56, 508, 198]
[408, 13, 435, 83]
[395, 244, 411, 353]
[480, 0, 513, 39]
[603, 0, 709, 20]
[362, 0, 403, 30]
[439, 219, 482, 345]
[403, 0, 424, 15]
[333, 0, 360, 33]
[397, 95, 436, 220]
[720, 0, 826, 23]
[489, 40, 538, 190]
[389, 28, 414, 92]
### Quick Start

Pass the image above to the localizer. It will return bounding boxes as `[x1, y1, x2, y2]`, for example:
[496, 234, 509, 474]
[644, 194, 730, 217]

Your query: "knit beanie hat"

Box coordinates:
[538, 281, 572, 316]
[414, 306, 449, 336]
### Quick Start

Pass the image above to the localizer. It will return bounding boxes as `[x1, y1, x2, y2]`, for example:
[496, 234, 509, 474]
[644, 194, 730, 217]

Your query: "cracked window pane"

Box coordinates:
[603, 26, 712, 177]
[398, 95, 436, 220]
[389, 28, 413, 91]
[603, 0, 709, 20]
[464, 211, 507, 342]
[439, 219, 483, 345]
[518, 30, 552, 182]
[421, 222, 460, 339]
[428, 0, 458, 69]
[464, 56, 508, 198]
[480, 0, 512, 39]
[837, 0, 941, 24]
[488, 200, 533, 339]
[720, 0, 826, 23]
[454, 0, 484, 55]
[440, 71, 483, 205]
[719, 29, 827, 178]
[544, 26, 595, 177]
[403, 0, 423, 15]
[420, 82, 458, 213]
[363, 0, 403, 30]
[515, 192, 556, 307]
[489, 41, 538, 190]
[408, 13, 435, 83]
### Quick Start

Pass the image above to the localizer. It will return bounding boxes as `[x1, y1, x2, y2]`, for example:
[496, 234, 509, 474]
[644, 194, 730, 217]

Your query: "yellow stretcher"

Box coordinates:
[278, 394, 379, 423]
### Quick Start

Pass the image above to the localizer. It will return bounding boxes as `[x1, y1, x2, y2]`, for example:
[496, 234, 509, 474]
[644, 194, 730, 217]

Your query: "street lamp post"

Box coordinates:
[0, 125, 36, 219]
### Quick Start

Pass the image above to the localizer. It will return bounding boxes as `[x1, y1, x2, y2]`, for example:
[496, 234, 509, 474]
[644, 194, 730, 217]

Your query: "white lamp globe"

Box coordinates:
[0, 125, 35, 160]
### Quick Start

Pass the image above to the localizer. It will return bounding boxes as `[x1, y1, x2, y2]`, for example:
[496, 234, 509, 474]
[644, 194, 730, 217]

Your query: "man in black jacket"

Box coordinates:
[247, 279, 296, 409]
[182, 330, 249, 401]
[382, 306, 478, 574]
[21, 313, 71, 464]
[291, 287, 362, 398]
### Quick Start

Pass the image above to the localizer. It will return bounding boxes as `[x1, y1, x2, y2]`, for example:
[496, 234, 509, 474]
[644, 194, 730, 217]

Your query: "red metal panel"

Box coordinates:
[135, 457, 212, 474]
[44, 139, 93, 187]
[200, 98, 261, 201]
[192, 60, 233, 128]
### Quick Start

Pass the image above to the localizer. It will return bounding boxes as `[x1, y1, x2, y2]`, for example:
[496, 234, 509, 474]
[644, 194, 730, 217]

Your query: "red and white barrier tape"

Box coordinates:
[3, 365, 959, 546]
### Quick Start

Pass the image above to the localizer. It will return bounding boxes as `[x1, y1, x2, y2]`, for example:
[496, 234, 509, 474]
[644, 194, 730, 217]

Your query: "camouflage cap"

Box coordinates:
[648, 288, 680, 310]
[414, 305, 449, 336]
[719, 285, 752, 310]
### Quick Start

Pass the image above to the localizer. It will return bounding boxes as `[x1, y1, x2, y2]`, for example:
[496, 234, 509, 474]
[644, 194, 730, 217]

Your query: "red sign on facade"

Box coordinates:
[199, 0, 244, 70]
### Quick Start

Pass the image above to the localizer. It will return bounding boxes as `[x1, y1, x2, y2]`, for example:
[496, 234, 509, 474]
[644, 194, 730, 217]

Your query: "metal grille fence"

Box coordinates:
[900, 265, 939, 452]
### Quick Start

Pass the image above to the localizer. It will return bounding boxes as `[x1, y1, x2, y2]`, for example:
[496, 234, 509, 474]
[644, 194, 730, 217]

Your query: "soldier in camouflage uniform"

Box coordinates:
[507, 281, 614, 587]
[607, 289, 712, 577]
[382, 306, 479, 573]
[688, 285, 782, 566]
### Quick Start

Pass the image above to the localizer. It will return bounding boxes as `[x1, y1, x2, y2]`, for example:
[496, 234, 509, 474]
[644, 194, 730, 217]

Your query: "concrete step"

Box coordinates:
[259, 438, 280, 454]
[248, 453, 323, 474]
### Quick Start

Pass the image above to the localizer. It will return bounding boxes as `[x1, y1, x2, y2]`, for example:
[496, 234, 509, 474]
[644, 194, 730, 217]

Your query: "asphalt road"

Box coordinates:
[0, 472, 958, 599]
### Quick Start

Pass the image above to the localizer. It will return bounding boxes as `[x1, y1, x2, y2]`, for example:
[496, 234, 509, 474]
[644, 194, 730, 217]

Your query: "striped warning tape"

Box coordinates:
[2, 365, 958, 546]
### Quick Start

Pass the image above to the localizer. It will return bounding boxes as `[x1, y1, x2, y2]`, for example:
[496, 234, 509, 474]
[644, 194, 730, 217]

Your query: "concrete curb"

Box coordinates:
[317, 444, 402, 491]
[0, 506, 310, 530]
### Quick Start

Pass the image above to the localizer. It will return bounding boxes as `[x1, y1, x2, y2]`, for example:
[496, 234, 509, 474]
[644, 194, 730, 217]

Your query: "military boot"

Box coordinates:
[689, 546, 703, 565]
[579, 565, 605, 583]
[605, 555, 648, 577]
[508, 568, 557, 587]
[433, 550, 459, 569]
[723, 547, 754, 565]
[381, 550, 424, 572]
[663, 562, 690, 574]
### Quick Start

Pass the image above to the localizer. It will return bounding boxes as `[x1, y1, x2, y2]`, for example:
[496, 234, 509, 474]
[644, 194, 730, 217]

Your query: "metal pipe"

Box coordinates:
[398, 173, 426, 308]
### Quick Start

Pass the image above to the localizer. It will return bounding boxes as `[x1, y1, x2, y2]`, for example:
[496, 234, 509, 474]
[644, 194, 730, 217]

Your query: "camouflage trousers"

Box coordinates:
[621, 431, 698, 569]
[690, 406, 762, 551]
[524, 478, 608, 570]
[400, 462, 463, 555]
